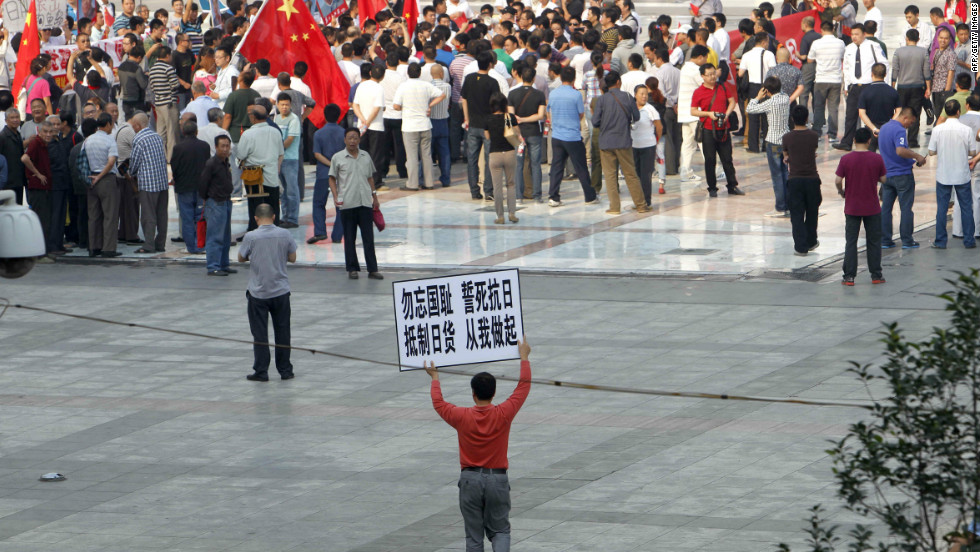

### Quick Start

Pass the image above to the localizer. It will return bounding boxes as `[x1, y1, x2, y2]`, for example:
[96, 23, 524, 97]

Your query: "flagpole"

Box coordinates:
[232, 0, 271, 60]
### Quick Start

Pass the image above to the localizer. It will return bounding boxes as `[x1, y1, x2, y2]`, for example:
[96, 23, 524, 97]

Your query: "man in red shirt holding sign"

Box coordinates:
[691, 63, 744, 197]
[426, 336, 532, 552]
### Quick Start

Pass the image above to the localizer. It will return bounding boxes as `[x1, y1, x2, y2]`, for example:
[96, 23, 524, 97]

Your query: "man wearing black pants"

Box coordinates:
[548, 68, 598, 205]
[738, 33, 775, 153]
[834, 24, 883, 152]
[239, 203, 297, 382]
[351, 64, 388, 190]
[691, 64, 744, 197]
[330, 128, 383, 280]
[783, 106, 823, 255]
[891, 29, 929, 147]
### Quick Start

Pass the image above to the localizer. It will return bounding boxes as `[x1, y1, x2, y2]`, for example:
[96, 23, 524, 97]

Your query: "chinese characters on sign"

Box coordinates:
[393, 269, 524, 371]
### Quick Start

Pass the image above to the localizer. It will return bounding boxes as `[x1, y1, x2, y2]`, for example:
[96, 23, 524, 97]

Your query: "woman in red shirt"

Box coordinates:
[945, 0, 967, 23]
[690, 63, 744, 197]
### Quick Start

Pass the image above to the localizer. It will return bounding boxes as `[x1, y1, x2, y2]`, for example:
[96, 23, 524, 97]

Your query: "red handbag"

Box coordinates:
[196, 212, 207, 249]
[373, 206, 385, 232]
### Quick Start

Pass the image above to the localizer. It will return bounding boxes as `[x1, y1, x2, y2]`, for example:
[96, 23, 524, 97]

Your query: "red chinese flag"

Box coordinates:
[402, 0, 417, 42]
[360, 0, 388, 27]
[237, 0, 351, 127]
[12, 0, 40, 98]
[100, 1, 115, 28]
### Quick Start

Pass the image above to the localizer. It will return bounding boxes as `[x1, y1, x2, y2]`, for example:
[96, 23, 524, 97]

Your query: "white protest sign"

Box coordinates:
[1, 0, 29, 32]
[36, 0, 66, 29]
[393, 269, 524, 371]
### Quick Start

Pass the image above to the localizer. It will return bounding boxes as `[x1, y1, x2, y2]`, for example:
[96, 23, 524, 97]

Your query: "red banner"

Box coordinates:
[728, 9, 817, 68]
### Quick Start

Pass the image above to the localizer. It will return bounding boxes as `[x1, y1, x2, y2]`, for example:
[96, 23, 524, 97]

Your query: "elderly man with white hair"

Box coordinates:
[128, 112, 170, 254]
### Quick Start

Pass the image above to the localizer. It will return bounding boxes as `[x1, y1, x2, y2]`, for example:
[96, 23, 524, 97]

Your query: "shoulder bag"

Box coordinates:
[503, 114, 521, 147]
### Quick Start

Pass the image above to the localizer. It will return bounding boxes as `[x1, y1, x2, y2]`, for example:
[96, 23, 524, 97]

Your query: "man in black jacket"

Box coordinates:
[0, 108, 25, 205]
[200, 135, 235, 276]
[171, 121, 211, 253]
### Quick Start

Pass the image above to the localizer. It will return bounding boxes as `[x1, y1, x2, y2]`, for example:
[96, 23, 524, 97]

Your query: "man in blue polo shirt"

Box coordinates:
[877, 107, 927, 249]
[547, 67, 598, 207]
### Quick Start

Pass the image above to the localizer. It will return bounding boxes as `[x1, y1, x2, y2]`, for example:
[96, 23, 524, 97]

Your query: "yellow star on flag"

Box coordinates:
[278, 0, 300, 21]
[302, 33, 309, 40]
[25, 13, 31, 24]
[310, 23, 316, 30]
[291, 34, 299, 41]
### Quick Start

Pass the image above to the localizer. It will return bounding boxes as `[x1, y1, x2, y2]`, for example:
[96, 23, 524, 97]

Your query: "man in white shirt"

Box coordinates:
[393, 64, 447, 191]
[809, 20, 845, 142]
[678, 45, 707, 182]
[928, 98, 976, 248]
[210, 46, 239, 108]
[953, 95, 980, 239]
[446, 0, 473, 21]
[571, 35, 595, 89]
[380, 56, 408, 180]
[620, 54, 649, 98]
[738, 32, 776, 153]
[291, 63, 312, 98]
[352, 65, 388, 190]
[862, 0, 882, 35]
[901, 5, 934, 52]
[338, 44, 362, 86]
[834, 23, 887, 151]
[250, 59, 279, 99]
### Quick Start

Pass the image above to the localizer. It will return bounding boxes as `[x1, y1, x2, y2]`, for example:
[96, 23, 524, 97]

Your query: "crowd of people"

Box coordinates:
[0, 0, 978, 284]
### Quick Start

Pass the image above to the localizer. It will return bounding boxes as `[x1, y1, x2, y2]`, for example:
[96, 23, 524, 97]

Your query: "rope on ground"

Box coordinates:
[0, 297, 876, 410]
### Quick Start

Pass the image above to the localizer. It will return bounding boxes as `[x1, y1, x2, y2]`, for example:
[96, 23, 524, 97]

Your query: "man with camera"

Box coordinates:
[746, 76, 790, 215]
[691, 63, 744, 198]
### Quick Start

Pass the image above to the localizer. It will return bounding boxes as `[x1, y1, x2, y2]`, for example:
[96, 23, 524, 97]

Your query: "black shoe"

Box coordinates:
[349, 271, 359, 279]
[832, 144, 851, 152]
[101, 251, 122, 258]
[472, 193, 484, 200]
[399, 185, 419, 191]
[727, 187, 745, 196]
[368, 272, 384, 280]
[420, 186, 435, 190]
[307, 235, 328, 244]
[208, 270, 229, 276]
[246, 373, 269, 382]
[171, 236, 184, 243]
[441, 183, 451, 188]
[281, 373, 295, 381]
[708, 190, 718, 198]
[222, 268, 238, 274]
[88, 249, 102, 257]
[279, 221, 299, 229]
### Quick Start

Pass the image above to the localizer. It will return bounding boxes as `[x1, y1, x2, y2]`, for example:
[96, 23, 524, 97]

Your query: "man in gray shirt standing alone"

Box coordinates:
[891, 29, 931, 148]
[238, 203, 298, 382]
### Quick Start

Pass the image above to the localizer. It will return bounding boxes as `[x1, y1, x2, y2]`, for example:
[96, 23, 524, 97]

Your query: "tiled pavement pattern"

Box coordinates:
[63, 135, 941, 276]
[0, 237, 968, 551]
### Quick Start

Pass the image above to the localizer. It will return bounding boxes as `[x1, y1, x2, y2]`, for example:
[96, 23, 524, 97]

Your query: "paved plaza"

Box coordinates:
[62, 135, 942, 277]
[0, 207, 971, 551]
[2, 14, 970, 546]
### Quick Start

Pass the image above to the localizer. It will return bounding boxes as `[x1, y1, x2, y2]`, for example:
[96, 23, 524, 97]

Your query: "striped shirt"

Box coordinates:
[84, 130, 118, 175]
[148, 62, 180, 106]
[809, 35, 846, 84]
[130, 128, 169, 192]
[430, 80, 452, 120]
[450, 55, 474, 103]
[111, 13, 131, 36]
[746, 93, 791, 144]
